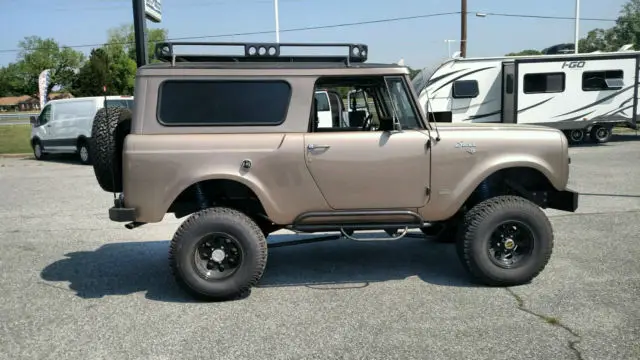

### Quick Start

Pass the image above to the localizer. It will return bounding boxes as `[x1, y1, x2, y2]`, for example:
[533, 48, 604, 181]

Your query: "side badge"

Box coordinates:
[241, 159, 252, 169]
[455, 141, 476, 154]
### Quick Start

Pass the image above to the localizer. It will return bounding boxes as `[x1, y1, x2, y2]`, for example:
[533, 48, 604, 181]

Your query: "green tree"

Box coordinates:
[505, 49, 543, 56]
[0, 63, 27, 97]
[106, 24, 168, 64]
[16, 36, 84, 98]
[71, 46, 136, 97]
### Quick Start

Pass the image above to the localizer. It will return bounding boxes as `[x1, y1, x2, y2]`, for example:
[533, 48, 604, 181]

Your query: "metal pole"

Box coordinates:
[460, 0, 467, 57]
[574, 0, 580, 53]
[132, 0, 149, 67]
[274, 0, 280, 43]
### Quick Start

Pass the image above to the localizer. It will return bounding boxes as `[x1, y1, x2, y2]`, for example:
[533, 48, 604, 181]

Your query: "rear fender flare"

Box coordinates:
[162, 173, 280, 221]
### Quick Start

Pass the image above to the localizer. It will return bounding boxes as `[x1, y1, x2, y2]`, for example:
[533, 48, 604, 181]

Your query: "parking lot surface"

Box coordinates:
[1, 134, 639, 360]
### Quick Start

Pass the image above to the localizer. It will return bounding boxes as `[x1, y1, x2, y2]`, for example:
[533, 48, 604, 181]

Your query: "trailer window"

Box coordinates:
[452, 80, 479, 98]
[582, 70, 624, 91]
[523, 73, 565, 94]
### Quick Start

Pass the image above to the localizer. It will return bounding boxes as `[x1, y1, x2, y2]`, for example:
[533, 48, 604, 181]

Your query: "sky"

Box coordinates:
[0, 0, 629, 70]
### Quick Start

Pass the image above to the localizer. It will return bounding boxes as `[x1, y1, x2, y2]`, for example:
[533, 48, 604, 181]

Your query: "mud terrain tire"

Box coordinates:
[90, 107, 131, 193]
[456, 195, 553, 286]
[169, 207, 268, 301]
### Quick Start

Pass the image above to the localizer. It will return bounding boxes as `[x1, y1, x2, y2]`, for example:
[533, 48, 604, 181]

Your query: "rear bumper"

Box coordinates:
[547, 188, 579, 212]
[108, 196, 137, 222]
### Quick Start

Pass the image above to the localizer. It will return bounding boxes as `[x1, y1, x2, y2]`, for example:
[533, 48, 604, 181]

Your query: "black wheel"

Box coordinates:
[567, 129, 585, 144]
[590, 125, 612, 144]
[77, 139, 91, 165]
[456, 195, 553, 286]
[90, 107, 131, 193]
[32, 139, 45, 160]
[169, 207, 268, 301]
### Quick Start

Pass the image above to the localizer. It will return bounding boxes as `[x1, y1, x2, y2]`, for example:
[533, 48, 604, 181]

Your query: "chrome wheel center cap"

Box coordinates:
[504, 238, 515, 250]
[211, 249, 226, 262]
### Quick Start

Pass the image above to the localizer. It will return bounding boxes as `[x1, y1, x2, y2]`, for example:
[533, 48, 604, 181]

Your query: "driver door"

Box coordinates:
[304, 76, 431, 210]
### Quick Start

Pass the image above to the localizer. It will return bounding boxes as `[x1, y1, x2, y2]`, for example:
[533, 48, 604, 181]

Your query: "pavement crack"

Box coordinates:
[505, 288, 584, 360]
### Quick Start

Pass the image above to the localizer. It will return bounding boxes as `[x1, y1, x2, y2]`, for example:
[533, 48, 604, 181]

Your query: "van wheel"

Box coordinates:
[77, 139, 91, 165]
[169, 207, 268, 301]
[456, 195, 553, 286]
[90, 107, 131, 192]
[32, 140, 45, 160]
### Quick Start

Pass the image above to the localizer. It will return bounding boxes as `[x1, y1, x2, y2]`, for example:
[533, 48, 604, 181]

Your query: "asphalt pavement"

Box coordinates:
[0, 134, 639, 360]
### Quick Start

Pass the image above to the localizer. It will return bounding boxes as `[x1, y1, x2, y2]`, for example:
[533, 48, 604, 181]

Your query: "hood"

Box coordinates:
[431, 122, 562, 133]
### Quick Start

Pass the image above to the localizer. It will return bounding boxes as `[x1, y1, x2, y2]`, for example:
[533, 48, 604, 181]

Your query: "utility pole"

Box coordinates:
[460, 0, 467, 58]
[132, 0, 149, 67]
[274, 0, 280, 43]
[574, 0, 580, 53]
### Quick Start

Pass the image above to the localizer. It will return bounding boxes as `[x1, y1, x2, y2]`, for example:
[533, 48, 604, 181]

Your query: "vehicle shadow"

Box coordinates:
[19, 154, 86, 166]
[39, 231, 475, 303]
[571, 133, 639, 147]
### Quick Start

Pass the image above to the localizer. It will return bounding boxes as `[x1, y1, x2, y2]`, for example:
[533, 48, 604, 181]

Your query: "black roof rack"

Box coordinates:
[153, 41, 369, 66]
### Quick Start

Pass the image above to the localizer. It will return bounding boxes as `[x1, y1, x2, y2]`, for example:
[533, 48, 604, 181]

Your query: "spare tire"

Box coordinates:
[90, 106, 132, 193]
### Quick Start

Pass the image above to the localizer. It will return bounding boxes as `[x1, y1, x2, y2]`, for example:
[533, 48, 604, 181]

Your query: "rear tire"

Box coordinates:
[90, 107, 131, 192]
[169, 207, 268, 301]
[77, 139, 91, 165]
[456, 195, 553, 286]
[590, 125, 612, 144]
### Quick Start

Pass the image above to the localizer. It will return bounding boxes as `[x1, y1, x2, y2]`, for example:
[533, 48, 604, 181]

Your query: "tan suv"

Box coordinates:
[89, 41, 578, 301]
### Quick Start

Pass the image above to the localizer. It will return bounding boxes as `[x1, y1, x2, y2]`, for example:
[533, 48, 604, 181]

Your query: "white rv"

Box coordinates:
[412, 50, 639, 144]
[29, 96, 134, 164]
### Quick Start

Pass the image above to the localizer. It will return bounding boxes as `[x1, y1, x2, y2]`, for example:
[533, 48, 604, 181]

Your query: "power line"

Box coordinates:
[0, 10, 624, 55]
[474, 11, 619, 22]
[0, 11, 460, 54]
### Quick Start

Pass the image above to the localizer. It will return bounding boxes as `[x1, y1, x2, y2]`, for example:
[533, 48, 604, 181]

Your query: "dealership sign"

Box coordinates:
[145, 0, 162, 22]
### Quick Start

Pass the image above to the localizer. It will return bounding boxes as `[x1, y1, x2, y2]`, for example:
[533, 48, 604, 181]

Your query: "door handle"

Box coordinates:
[307, 144, 331, 150]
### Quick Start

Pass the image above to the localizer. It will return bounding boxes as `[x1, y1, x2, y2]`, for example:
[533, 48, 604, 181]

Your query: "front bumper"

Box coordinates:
[108, 196, 137, 222]
[547, 188, 579, 212]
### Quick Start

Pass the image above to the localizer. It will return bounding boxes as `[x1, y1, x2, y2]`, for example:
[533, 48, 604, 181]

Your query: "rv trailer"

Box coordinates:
[412, 50, 640, 144]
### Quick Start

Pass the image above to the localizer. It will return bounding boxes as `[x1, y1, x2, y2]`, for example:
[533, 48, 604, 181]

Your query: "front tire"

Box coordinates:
[32, 139, 45, 160]
[169, 207, 268, 301]
[456, 196, 553, 286]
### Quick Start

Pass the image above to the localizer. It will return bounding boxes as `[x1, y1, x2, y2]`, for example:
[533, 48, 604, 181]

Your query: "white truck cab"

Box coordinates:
[30, 96, 134, 164]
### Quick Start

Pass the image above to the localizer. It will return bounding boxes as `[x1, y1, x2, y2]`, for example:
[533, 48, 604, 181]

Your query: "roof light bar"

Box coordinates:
[153, 41, 369, 65]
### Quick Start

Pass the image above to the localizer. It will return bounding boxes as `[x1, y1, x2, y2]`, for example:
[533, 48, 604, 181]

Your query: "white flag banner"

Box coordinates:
[38, 69, 51, 109]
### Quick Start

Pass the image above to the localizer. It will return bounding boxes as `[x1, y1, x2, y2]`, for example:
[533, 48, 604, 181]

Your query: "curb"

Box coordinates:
[0, 153, 32, 158]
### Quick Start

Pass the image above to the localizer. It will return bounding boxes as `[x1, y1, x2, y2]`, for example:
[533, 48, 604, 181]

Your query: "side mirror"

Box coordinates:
[30, 116, 38, 127]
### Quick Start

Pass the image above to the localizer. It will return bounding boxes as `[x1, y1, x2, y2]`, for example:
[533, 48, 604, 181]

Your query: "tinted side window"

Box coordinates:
[523, 73, 565, 94]
[39, 105, 51, 125]
[582, 70, 624, 91]
[158, 80, 291, 126]
[452, 80, 479, 98]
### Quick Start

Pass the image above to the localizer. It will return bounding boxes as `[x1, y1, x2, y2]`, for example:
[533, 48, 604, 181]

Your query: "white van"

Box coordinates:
[29, 96, 134, 164]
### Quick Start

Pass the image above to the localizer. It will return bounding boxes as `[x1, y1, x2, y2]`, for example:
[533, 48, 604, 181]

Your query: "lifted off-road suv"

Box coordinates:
[89, 41, 579, 301]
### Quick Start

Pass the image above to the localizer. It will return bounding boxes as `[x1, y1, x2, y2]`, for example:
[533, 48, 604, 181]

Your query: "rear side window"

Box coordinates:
[523, 72, 565, 94]
[158, 80, 291, 126]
